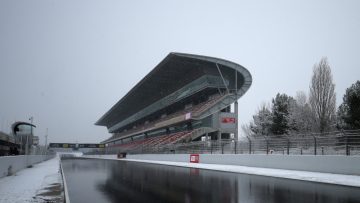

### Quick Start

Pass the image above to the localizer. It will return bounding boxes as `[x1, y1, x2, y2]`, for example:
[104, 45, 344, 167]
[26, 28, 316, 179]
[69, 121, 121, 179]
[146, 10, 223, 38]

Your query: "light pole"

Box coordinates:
[26, 116, 34, 155]
[234, 69, 238, 141]
[45, 128, 48, 155]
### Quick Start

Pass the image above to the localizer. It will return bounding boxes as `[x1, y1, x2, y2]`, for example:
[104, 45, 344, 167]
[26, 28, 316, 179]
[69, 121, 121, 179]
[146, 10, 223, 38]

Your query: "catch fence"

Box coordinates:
[97, 130, 360, 156]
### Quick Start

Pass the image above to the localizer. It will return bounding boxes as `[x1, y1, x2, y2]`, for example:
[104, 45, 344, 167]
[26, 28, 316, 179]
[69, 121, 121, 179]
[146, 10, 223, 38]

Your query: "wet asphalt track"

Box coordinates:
[61, 158, 360, 203]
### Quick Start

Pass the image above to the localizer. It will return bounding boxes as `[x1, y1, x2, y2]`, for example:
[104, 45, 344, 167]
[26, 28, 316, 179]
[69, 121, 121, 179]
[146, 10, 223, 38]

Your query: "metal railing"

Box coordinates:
[94, 129, 360, 156]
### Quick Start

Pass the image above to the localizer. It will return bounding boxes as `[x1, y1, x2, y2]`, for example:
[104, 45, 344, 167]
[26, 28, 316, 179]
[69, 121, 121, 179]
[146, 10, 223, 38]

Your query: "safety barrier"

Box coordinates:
[126, 153, 360, 175]
[0, 154, 55, 178]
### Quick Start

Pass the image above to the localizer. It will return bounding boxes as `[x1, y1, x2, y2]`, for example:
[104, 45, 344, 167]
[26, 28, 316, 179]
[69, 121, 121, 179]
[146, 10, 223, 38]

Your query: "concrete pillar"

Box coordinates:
[234, 68, 239, 141]
[235, 100, 238, 141]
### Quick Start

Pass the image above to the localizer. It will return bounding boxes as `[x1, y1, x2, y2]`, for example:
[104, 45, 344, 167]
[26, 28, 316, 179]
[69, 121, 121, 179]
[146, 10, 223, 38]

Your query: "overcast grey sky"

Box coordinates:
[1, 0, 359, 144]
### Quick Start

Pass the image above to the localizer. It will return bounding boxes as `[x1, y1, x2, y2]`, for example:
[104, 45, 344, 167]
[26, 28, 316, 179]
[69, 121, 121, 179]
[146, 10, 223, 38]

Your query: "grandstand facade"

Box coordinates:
[96, 53, 252, 153]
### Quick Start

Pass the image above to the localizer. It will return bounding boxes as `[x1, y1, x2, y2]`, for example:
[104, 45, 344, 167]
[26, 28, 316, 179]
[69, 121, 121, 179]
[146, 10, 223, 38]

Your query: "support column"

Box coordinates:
[235, 100, 238, 141]
[234, 69, 239, 141]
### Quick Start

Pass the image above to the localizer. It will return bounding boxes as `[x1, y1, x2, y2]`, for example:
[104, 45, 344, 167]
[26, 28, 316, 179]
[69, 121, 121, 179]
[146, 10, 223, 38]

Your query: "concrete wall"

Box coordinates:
[126, 154, 360, 175]
[84, 154, 117, 159]
[128, 154, 189, 162]
[0, 155, 54, 178]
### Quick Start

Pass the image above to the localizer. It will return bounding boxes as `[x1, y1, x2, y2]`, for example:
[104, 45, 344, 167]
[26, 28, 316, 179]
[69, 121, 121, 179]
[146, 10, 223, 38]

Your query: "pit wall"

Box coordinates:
[83, 154, 117, 159]
[125, 154, 360, 175]
[0, 155, 55, 178]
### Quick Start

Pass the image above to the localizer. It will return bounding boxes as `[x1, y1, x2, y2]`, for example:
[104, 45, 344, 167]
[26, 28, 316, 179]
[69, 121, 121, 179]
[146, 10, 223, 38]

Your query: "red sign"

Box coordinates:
[190, 154, 199, 163]
[221, 117, 236, 123]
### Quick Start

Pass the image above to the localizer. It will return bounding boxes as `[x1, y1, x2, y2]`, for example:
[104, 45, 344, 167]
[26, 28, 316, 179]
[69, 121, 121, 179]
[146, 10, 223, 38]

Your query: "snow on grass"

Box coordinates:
[0, 156, 61, 203]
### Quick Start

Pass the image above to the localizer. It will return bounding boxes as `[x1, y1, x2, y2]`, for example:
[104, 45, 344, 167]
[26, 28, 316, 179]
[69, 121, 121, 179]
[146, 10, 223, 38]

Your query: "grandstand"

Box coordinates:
[96, 53, 252, 153]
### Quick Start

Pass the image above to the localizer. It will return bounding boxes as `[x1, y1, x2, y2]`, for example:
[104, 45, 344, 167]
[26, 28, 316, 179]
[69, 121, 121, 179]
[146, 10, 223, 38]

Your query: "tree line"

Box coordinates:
[243, 57, 360, 137]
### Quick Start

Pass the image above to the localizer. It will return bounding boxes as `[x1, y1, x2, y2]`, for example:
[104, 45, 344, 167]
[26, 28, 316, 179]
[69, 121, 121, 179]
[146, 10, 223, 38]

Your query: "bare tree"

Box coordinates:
[295, 91, 307, 106]
[289, 91, 314, 133]
[241, 123, 254, 137]
[309, 57, 336, 133]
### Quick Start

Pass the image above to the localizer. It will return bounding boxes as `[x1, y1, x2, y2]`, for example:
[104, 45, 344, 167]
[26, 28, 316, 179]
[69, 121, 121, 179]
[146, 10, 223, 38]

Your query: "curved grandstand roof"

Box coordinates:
[96, 52, 252, 130]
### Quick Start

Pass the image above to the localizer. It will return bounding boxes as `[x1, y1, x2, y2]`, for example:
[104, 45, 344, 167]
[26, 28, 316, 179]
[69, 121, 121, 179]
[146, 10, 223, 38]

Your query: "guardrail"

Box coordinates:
[0, 154, 55, 178]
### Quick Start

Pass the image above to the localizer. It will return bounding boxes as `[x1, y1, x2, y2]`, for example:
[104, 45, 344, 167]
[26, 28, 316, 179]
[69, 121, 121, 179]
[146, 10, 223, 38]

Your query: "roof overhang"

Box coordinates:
[96, 52, 252, 132]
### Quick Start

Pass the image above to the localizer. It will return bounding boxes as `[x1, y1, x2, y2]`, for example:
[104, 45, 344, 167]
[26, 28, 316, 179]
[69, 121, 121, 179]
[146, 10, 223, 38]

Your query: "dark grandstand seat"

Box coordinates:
[108, 130, 195, 152]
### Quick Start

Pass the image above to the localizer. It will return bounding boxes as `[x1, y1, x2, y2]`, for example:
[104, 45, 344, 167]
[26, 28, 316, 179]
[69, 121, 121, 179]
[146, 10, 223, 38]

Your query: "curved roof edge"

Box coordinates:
[172, 52, 252, 98]
[96, 52, 252, 127]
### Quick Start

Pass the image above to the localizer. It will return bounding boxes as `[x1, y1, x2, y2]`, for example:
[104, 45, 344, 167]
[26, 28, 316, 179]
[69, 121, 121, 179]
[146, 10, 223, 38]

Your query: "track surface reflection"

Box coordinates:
[61, 158, 360, 203]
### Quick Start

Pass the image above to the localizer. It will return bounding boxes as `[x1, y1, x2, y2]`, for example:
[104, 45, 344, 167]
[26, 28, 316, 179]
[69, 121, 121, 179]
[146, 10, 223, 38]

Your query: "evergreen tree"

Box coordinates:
[337, 81, 360, 129]
[250, 104, 272, 136]
[271, 93, 295, 135]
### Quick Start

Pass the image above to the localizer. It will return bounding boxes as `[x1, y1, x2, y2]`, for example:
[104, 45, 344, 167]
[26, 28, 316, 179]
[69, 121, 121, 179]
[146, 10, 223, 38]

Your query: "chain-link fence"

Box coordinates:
[94, 129, 360, 156]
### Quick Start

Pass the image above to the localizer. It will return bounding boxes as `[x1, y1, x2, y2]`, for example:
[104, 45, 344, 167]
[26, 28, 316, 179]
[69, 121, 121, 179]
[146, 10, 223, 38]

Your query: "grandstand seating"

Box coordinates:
[108, 130, 194, 152]
[104, 93, 227, 143]
[191, 93, 225, 115]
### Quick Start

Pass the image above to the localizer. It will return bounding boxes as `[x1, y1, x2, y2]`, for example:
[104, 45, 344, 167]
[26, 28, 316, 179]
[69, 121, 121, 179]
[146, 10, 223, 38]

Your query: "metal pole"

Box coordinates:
[25, 135, 29, 155]
[234, 69, 239, 141]
[218, 131, 221, 154]
[265, 137, 269, 155]
[246, 136, 251, 154]
[45, 128, 48, 155]
[26, 117, 34, 155]
[342, 130, 350, 156]
[287, 137, 290, 155]
[234, 140, 237, 154]
[215, 63, 230, 94]
[312, 134, 317, 155]
[221, 142, 224, 154]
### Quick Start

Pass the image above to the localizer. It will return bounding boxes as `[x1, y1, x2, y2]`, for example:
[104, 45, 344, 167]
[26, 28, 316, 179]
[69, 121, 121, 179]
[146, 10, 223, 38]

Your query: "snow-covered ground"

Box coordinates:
[0, 156, 62, 203]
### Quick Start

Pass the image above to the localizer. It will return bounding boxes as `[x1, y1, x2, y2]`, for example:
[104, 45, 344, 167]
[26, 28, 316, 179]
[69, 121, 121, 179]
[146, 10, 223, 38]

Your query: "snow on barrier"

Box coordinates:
[60, 162, 70, 203]
[126, 154, 360, 175]
[0, 155, 55, 178]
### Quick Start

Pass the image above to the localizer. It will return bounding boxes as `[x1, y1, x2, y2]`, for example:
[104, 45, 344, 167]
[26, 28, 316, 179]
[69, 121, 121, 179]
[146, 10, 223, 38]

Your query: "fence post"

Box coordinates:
[234, 141, 237, 154]
[341, 130, 350, 156]
[343, 130, 349, 156]
[312, 134, 317, 155]
[346, 137, 349, 156]
[249, 140, 252, 154]
[221, 142, 224, 154]
[265, 137, 269, 155]
[246, 136, 252, 154]
[286, 137, 290, 155]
